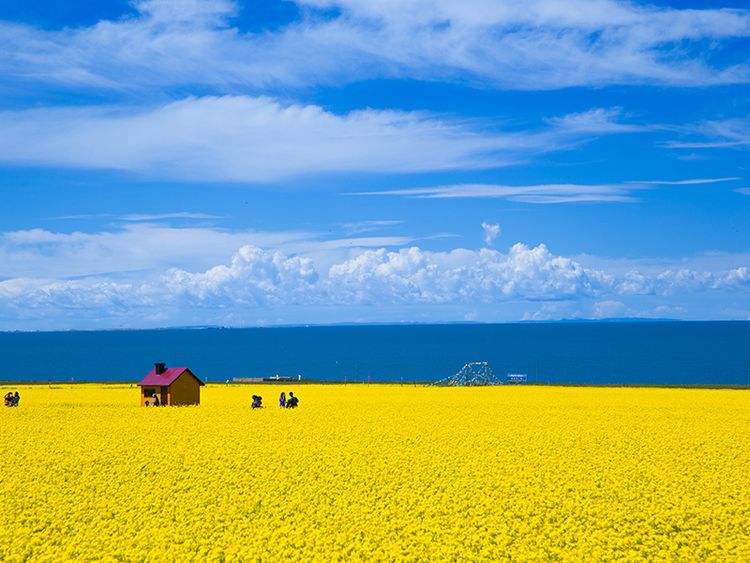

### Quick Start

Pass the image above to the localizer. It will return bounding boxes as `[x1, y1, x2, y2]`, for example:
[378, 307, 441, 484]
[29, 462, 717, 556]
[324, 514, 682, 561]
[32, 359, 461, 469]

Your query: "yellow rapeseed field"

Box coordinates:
[1, 384, 749, 561]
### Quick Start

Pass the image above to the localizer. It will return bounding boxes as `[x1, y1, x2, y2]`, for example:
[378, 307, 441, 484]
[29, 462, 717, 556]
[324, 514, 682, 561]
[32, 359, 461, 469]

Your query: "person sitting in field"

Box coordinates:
[12, 392, 19, 407]
[251, 395, 263, 409]
[4, 392, 12, 407]
[152, 393, 160, 407]
[285, 392, 299, 408]
[279, 392, 286, 408]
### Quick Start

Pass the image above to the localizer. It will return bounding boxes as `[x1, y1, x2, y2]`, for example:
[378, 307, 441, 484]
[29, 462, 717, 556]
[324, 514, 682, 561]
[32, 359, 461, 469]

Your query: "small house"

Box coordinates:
[138, 363, 204, 406]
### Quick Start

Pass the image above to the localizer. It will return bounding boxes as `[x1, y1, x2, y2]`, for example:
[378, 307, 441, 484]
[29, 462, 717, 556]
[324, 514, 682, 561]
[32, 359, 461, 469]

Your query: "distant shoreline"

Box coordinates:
[6, 318, 750, 335]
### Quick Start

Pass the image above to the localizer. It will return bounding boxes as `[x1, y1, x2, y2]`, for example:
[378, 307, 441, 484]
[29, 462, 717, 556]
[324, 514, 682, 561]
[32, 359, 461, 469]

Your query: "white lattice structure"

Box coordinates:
[433, 361, 501, 386]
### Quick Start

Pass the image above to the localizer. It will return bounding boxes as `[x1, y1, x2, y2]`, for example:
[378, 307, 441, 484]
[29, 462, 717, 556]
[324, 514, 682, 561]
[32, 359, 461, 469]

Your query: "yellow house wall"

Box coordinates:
[168, 372, 201, 406]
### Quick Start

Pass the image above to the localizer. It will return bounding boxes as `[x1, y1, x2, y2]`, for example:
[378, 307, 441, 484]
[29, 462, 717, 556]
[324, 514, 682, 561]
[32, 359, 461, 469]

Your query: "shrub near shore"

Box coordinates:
[1, 384, 749, 560]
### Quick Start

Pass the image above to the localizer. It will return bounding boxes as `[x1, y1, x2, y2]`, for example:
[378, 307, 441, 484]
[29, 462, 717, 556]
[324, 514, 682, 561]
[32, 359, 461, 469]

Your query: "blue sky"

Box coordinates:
[1, 0, 749, 329]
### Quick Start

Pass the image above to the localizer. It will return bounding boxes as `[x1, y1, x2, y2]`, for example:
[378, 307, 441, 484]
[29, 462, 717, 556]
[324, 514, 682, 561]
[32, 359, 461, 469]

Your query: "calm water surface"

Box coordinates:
[1, 322, 748, 386]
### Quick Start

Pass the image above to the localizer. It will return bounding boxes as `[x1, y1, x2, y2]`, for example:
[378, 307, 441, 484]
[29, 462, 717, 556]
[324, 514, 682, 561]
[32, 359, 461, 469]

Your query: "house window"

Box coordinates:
[143, 388, 157, 397]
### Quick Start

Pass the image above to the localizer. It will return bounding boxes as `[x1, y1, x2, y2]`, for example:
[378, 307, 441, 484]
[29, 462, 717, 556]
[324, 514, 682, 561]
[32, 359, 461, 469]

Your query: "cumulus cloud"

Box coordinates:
[1, 234, 748, 328]
[0, 276, 158, 326]
[164, 245, 319, 305]
[3, 242, 609, 319]
[0, 97, 631, 181]
[327, 243, 607, 304]
[1, 0, 748, 91]
[481, 222, 501, 245]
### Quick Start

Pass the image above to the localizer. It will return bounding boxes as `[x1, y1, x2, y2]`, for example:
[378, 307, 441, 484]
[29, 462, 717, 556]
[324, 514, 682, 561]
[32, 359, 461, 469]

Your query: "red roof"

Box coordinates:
[137, 367, 204, 387]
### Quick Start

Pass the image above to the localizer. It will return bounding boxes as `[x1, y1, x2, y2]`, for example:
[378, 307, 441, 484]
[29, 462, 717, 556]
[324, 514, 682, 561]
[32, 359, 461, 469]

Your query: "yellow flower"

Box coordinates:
[0, 383, 748, 560]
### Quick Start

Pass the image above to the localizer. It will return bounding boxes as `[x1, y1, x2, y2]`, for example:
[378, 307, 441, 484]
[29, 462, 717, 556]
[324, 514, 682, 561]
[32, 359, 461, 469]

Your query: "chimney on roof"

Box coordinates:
[154, 362, 167, 375]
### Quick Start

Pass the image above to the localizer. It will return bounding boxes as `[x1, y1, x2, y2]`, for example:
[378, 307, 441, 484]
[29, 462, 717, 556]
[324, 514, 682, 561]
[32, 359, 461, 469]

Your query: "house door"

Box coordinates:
[160, 386, 168, 406]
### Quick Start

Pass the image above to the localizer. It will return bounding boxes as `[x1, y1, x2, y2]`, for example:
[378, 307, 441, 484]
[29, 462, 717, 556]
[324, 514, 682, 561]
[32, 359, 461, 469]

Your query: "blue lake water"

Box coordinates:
[0, 322, 749, 386]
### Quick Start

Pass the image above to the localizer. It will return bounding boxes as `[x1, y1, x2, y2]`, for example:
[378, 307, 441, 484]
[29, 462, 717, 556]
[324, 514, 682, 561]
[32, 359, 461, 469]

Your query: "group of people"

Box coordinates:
[279, 391, 298, 408]
[251, 391, 299, 409]
[4, 391, 20, 407]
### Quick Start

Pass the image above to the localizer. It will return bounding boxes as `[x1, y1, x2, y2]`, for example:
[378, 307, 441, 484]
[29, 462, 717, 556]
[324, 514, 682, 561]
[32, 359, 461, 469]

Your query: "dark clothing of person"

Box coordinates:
[251, 395, 263, 409]
[286, 395, 299, 408]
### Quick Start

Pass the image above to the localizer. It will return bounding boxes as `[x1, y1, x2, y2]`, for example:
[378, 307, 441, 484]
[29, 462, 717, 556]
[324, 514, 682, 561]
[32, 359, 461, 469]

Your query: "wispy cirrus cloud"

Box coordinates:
[56, 212, 225, 221]
[354, 183, 640, 203]
[0, 98, 636, 181]
[339, 220, 404, 235]
[662, 117, 750, 150]
[1, 0, 749, 92]
[627, 177, 741, 186]
[121, 212, 225, 222]
[352, 177, 741, 204]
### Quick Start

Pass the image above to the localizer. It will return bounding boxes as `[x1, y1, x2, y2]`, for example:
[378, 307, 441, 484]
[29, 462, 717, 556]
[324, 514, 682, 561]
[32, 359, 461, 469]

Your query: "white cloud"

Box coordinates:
[1, 0, 748, 91]
[164, 245, 319, 305]
[713, 266, 750, 289]
[0, 225, 307, 278]
[55, 212, 224, 221]
[0, 97, 631, 181]
[521, 302, 581, 322]
[630, 177, 741, 185]
[481, 222, 501, 245]
[327, 243, 607, 304]
[356, 183, 638, 203]
[121, 212, 225, 221]
[353, 177, 738, 203]
[544, 108, 642, 133]
[339, 220, 404, 235]
[663, 117, 750, 150]
[0, 276, 157, 325]
[0, 224, 414, 279]
[1, 237, 749, 328]
[522, 300, 691, 321]
[591, 300, 628, 318]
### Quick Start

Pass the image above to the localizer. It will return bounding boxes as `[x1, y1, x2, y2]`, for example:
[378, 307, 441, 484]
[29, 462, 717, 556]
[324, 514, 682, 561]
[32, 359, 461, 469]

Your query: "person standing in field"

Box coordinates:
[279, 392, 286, 408]
[286, 392, 299, 408]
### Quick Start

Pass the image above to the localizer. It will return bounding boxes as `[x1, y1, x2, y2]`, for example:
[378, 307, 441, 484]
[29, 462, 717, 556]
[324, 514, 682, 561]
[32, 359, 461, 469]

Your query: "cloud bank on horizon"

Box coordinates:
[0, 0, 748, 328]
[1, 224, 748, 329]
